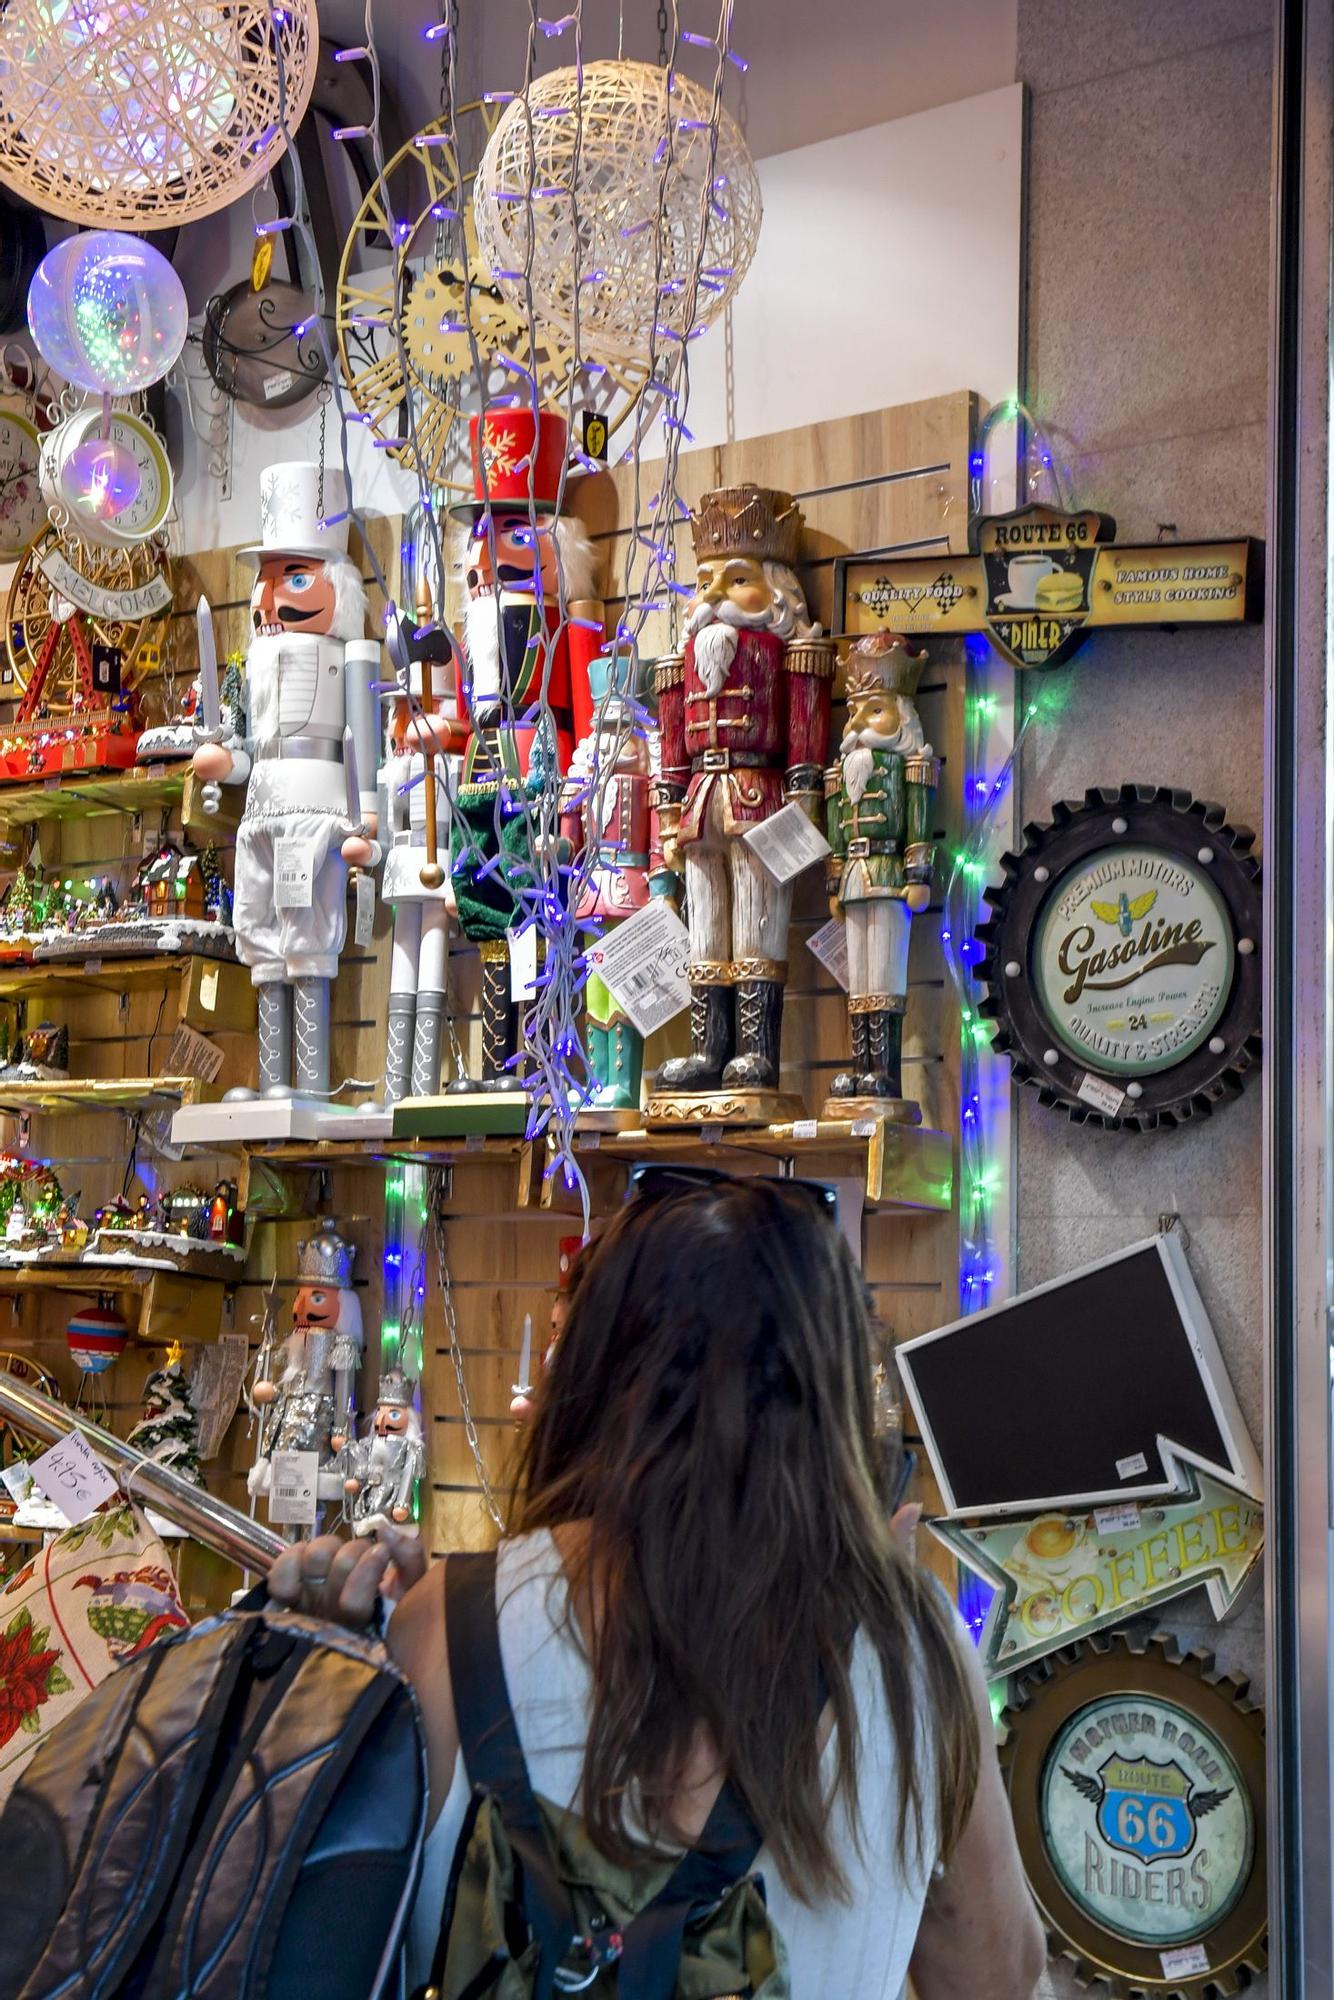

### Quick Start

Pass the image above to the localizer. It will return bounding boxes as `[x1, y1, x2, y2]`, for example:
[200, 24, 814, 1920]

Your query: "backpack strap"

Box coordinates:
[618, 1770, 764, 2000]
[443, 1550, 578, 2000]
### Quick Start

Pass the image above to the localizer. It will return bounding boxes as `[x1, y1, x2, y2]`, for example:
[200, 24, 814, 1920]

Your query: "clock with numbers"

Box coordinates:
[39, 409, 174, 550]
[0, 411, 45, 560]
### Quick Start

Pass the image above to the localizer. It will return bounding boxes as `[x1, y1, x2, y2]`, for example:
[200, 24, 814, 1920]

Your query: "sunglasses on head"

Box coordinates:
[625, 1161, 840, 1226]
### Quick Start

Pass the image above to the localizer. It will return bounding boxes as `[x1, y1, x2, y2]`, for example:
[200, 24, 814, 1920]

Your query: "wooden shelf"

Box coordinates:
[0, 1075, 202, 1116]
[0, 953, 199, 998]
[0, 1261, 226, 1343]
[235, 1117, 953, 1215]
[0, 767, 185, 828]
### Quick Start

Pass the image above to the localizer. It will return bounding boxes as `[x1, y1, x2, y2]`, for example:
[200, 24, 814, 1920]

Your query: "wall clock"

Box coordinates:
[39, 409, 174, 550]
[0, 409, 43, 559]
[1001, 1630, 1266, 1999]
[335, 102, 649, 497]
[976, 785, 1261, 1132]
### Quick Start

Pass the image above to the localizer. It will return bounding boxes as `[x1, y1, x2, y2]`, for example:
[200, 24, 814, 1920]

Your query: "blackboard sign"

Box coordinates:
[898, 1234, 1259, 1516]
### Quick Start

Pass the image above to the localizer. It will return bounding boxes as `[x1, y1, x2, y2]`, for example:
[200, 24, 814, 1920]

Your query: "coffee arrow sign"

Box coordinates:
[931, 1446, 1263, 1681]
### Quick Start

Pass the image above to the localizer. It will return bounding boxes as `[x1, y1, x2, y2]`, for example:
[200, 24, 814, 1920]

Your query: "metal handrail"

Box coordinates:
[0, 1372, 285, 1572]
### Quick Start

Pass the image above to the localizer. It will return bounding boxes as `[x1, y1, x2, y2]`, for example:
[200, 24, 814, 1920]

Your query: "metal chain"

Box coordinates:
[657, 0, 669, 64]
[429, 1169, 504, 1530]
[316, 382, 329, 518]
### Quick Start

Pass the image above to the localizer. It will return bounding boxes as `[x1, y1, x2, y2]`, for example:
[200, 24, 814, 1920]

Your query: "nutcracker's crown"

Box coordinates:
[375, 1368, 416, 1409]
[296, 1217, 356, 1289]
[844, 632, 928, 700]
[690, 486, 803, 566]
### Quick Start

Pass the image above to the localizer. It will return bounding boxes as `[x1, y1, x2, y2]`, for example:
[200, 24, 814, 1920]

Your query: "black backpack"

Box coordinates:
[0, 1598, 427, 1999]
[417, 1551, 788, 2000]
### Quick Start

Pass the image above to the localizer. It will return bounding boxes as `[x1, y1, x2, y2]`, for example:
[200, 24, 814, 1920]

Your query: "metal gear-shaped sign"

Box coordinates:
[1001, 1630, 1266, 1998]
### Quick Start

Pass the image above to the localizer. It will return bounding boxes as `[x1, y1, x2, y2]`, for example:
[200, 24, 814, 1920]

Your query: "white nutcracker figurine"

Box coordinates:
[340, 1368, 425, 1536]
[379, 577, 469, 1104]
[248, 1218, 364, 1513]
[191, 464, 382, 1116]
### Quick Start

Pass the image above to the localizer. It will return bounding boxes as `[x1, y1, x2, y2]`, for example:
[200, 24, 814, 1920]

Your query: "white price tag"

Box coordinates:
[263, 368, 296, 402]
[168, 1022, 225, 1085]
[354, 870, 377, 948]
[742, 803, 831, 885]
[1076, 1071, 1126, 1119]
[1160, 1945, 1209, 1978]
[805, 915, 850, 989]
[588, 899, 691, 1039]
[29, 1432, 119, 1526]
[1094, 1502, 1142, 1534]
[510, 923, 540, 1002]
[198, 964, 220, 1013]
[792, 1119, 818, 1141]
[267, 1449, 320, 1526]
[275, 832, 317, 910]
[1116, 1452, 1150, 1480]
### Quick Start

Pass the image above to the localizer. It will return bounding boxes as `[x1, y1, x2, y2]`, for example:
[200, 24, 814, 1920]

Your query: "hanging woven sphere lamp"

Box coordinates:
[0, 0, 319, 228]
[473, 60, 761, 369]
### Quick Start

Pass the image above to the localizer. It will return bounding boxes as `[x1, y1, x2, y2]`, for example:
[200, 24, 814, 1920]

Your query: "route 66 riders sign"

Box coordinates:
[977, 786, 1262, 1131]
[1002, 1632, 1266, 1998]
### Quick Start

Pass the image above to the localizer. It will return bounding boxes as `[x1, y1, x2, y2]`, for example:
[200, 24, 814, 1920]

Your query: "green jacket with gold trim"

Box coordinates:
[824, 748, 940, 905]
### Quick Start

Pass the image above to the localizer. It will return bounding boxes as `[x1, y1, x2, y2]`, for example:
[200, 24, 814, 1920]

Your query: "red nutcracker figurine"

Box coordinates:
[445, 408, 605, 1095]
[650, 487, 835, 1115]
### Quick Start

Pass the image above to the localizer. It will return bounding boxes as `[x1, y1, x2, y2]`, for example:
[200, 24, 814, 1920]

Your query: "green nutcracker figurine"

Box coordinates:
[824, 634, 940, 1120]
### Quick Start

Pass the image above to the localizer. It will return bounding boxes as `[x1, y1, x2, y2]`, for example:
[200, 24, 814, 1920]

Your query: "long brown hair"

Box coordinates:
[509, 1179, 979, 1900]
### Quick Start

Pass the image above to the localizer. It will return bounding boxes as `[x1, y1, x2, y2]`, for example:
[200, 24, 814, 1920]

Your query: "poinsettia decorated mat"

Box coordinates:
[0, 1502, 187, 1804]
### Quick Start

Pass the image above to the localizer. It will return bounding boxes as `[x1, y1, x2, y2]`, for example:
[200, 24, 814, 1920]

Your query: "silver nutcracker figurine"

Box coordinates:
[823, 634, 939, 1119]
[379, 576, 469, 1104]
[192, 464, 382, 1113]
[248, 1219, 364, 1513]
[340, 1368, 425, 1536]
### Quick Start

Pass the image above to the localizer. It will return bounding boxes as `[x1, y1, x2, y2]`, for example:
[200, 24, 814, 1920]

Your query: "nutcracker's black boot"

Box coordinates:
[828, 1010, 871, 1100]
[448, 938, 519, 1092]
[657, 981, 733, 1091]
[858, 1008, 904, 1099]
[722, 977, 784, 1091]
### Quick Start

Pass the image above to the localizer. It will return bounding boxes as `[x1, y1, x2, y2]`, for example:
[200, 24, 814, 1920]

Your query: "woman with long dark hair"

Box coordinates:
[272, 1173, 1045, 1997]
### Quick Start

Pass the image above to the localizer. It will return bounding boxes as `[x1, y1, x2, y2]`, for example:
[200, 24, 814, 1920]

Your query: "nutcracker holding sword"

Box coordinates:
[190, 465, 382, 1113]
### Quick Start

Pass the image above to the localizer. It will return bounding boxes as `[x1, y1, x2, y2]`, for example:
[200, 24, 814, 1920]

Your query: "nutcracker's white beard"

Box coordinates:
[842, 744, 876, 804]
[839, 699, 931, 796]
[692, 619, 742, 695]
[465, 589, 531, 709]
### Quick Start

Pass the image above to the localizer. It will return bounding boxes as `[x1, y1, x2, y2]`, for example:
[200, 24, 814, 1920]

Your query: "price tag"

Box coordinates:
[267, 1449, 319, 1526]
[354, 871, 376, 948]
[198, 964, 220, 1013]
[168, 1022, 225, 1084]
[1160, 1945, 1209, 1979]
[275, 832, 317, 910]
[851, 1119, 877, 1137]
[589, 899, 691, 1038]
[1076, 1071, 1126, 1119]
[263, 368, 296, 402]
[742, 803, 831, 885]
[1094, 1502, 1142, 1534]
[1116, 1451, 1150, 1480]
[792, 1118, 818, 1141]
[510, 923, 540, 1002]
[805, 915, 850, 990]
[29, 1432, 119, 1526]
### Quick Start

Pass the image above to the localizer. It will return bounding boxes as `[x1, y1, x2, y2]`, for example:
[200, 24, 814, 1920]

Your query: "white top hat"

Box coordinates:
[239, 462, 353, 568]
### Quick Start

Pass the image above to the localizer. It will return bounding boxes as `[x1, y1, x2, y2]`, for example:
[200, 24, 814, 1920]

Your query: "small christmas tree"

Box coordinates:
[200, 843, 226, 923]
[127, 1356, 201, 1487]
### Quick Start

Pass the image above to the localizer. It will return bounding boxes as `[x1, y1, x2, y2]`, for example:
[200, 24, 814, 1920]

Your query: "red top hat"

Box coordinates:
[450, 407, 569, 522]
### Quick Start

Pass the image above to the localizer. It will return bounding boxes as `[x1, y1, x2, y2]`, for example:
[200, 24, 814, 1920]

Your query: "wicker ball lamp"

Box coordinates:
[473, 59, 762, 368]
[0, 0, 319, 229]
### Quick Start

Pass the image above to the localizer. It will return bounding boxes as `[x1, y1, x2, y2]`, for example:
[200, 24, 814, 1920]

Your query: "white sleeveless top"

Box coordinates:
[408, 1531, 938, 1997]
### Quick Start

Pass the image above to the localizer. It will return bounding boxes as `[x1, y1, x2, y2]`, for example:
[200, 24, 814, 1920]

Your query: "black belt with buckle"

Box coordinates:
[693, 748, 766, 772]
[845, 837, 898, 858]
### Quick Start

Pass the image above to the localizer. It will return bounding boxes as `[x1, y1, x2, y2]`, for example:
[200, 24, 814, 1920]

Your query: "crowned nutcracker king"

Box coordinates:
[650, 486, 836, 1120]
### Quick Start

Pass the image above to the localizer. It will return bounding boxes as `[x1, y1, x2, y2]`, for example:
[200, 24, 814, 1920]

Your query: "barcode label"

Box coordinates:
[267, 1449, 319, 1525]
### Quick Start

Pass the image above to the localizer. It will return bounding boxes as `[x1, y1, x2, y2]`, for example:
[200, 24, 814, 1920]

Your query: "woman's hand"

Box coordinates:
[266, 1524, 428, 1628]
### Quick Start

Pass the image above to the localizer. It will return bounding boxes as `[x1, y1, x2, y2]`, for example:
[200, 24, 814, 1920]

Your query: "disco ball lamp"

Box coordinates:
[473, 60, 762, 368]
[28, 232, 188, 396]
[0, 0, 319, 228]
